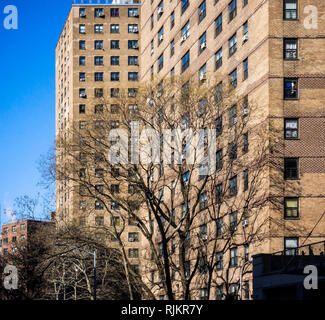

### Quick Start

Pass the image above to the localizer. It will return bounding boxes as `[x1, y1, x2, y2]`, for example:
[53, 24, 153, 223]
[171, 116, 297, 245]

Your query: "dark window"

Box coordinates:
[158, 54, 164, 72]
[171, 11, 175, 29]
[216, 218, 223, 237]
[199, 32, 207, 54]
[215, 14, 222, 37]
[229, 142, 237, 160]
[181, 0, 189, 14]
[215, 48, 222, 70]
[229, 0, 237, 21]
[128, 40, 139, 49]
[216, 285, 223, 300]
[128, 56, 138, 65]
[94, 56, 103, 65]
[94, 88, 103, 98]
[216, 149, 223, 170]
[170, 40, 175, 57]
[111, 72, 120, 81]
[95, 72, 103, 81]
[284, 119, 298, 139]
[216, 252, 223, 270]
[79, 56, 85, 66]
[95, 201, 104, 210]
[79, 104, 86, 114]
[199, 258, 208, 274]
[244, 169, 249, 191]
[79, 72, 86, 82]
[243, 58, 248, 80]
[230, 212, 237, 232]
[199, 1, 206, 23]
[284, 0, 297, 20]
[200, 192, 208, 210]
[110, 24, 119, 33]
[79, 40, 86, 50]
[95, 8, 105, 18]
[243, 0, 248, 7]
[110, 8, 119, 17]
[284, 158, 299, 179]
[229, 69, 237, 89]
[230, 176, 237, 196]
[111, 56, 120, 65]
[243, 133, 249, 153]
[216, 183, 223, 203]
[79, 8, 86, 17]
[284, 197, 299, 218]
[229, 105, 237, 127]
[284, 78, 298, 99]
[216, 82, 223, 102]
[111, 40, 120, 49]
[182, 51, 190, 73]
[94, 40, 103, 50]
[128, 248, 139, 258]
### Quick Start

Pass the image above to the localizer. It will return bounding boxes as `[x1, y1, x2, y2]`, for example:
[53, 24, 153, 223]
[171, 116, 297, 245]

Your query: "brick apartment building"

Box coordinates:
[56, 0, 325, 299]
[0, 219, 54, 256]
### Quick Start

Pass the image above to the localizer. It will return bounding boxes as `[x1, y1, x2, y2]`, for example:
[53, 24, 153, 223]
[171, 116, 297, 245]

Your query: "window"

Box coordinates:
[230, 284, 239, 299]
[171, 11, 175, 29]
[244, 245, 249, 262]
[215, 48, 222, 70]
[128, 8, 139, 17]
[181, 0, 189, 14]
[79, 72, 86, 82]
[229, 0, 237, 21]
[216, 285, 223, 300]
[198, 1, 206, 23]
[199, 33, 207, 54]
[79, 40, 86, 50]
[111, 216, 120, 226]
[95, 8, 104, 18]
[110, 8, 119, 17]
[284, 197, 299, 218]
[79, 88, 86, 98]
[243, 58, 248, 80]
[111, 56, 120, 65]
[95, 168, 104, 178]
[20, 224, 26, 231]
[216, 81, 223, 102]
[111, 201, 120, 211]
[128, 88, 138, 97]
[200, 192, 208, 210]
[128, 40, 139, 49]
[12, 236, 17, 243]
[79, 8, 86, 17]
[216, 183, 223, 203]
[128, 24, 139, 33]
[284, 38, 298, 59]
[215, 148, 223, 171]
[229, 33, 237, 56]
[95, 217, 104, 226]
[243, 21, 248, 43]
[128, 56, 138, 66]
[229, 69, 237, 89]
[285, 237, 298, 255]
[181, 51, 190, 72]
[79, 56, 85, 66]
[129, 232, 139, 242]
[110, 72, 119, 82]
[158, 54, 164, 72]
[170, 40, 175, 57]
[94, 56, 103, 66]
[111, 40, 119, 49]
[95, 72, 103, 81]
[285, 119, 298, 139]
[94, 40, 103, 50]
[199, 64, 207, 83]
[95, 200, 104, 210]
[94, 88, 103, 98]
[216, 252, 223, 270]
[284, 78, 298, 99]
[284, 158, 299, 179]
[216, 218, 223, 237]
[79, 24, 86, 34]
[230, 212, 237, 232]
[151, 14, 154, 30]
[111, 88, 119, 98]
[244, 169, 249, 190]
[230, 247, 238, 267]
[243, 133, 249, 153]
[200, 288, 208, 300]
[284, 0, 297, 20]
[229, 105, 237, 127]
[215, 14, 222, 37]
[243, 0, 248, 6]
[94, 24, 103, 33]
[230, 176, 238, 196]
[181, 21, 190, 42]
[229, 142, 237, 160]
[200, 224, 207, 237]
[110, 24, 119, 33]
[129, 248, 139, 258]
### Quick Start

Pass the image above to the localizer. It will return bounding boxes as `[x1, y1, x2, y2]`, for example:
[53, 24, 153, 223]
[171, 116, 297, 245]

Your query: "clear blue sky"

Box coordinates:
[0, 0, 72, 223]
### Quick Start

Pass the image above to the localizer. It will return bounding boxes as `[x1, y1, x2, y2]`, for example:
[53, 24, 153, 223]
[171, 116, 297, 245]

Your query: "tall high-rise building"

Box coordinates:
[56, 0, 325, 299]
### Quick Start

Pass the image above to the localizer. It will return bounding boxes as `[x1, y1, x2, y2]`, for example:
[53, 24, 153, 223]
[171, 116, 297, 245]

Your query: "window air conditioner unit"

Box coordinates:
[158, 7, 164, 14]
[98, 12, 105, 17]
[80, 93, 86, 98]
[129, 238, 135, 242]
[200, 42, 206, 50]
[201, 234, 208, 241]
[242, 33, 248, 43]
[159, 34, 164, 42]
[132, 44, 138, 49]
[151, 48, 154, 55]
[242, 108, 249, 116]
[243, 220, 248, 228]
[181, 35, 187, 43]
[80, 13, 86, 17]
[200, 73, 206, 81]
